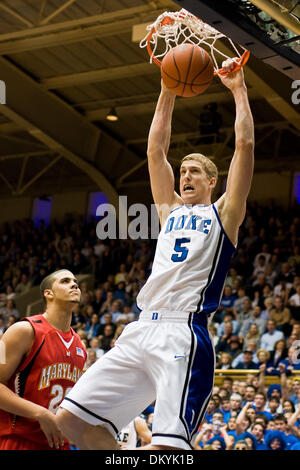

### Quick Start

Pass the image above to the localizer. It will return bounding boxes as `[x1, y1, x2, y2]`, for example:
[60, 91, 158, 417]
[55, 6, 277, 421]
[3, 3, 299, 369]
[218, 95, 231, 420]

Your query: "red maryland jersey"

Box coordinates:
[0, 314, 87, 448]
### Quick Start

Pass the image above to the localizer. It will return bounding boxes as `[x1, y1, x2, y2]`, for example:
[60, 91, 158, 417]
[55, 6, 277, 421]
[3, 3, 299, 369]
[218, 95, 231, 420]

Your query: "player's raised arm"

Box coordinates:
[217, 60, 255, 245]
[147, 80, 183, 222]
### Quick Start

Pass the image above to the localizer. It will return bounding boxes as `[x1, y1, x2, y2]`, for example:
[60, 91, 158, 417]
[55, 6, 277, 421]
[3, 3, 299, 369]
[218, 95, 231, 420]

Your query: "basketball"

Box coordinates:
[161, 43, 214, 97]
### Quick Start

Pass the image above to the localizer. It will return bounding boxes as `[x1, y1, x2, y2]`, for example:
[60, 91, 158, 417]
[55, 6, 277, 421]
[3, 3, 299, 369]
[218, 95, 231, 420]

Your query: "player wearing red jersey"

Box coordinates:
[0, 269, 87, 450]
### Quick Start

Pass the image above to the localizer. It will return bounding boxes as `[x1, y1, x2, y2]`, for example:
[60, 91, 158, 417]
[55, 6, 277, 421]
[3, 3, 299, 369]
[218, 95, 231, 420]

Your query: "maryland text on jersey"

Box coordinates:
[38, 363, 84, 389]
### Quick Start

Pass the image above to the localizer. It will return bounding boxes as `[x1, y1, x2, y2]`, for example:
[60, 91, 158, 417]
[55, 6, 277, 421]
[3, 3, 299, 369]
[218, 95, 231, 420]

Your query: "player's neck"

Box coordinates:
[43, 303, 73, 332]
[183, 198, 211, 206]
[182, 192, 212, 206]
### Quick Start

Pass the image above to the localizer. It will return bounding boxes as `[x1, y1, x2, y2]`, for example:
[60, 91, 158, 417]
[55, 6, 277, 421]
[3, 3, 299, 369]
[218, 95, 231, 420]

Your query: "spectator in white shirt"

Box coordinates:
[251, 255, 267, 282]
[260, 319, 284, 352]
[253, 244, 271, 268]
[273, 276, 292, 298]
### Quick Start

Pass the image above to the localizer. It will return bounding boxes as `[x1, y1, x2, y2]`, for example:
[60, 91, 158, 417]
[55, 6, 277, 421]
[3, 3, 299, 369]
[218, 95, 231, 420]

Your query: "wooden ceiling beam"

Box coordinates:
[0, 2, 175, 54]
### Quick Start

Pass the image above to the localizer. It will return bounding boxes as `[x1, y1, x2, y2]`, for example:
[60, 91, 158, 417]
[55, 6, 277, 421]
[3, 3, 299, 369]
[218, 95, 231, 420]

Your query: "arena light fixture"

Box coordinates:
[106, 107, 119, 121]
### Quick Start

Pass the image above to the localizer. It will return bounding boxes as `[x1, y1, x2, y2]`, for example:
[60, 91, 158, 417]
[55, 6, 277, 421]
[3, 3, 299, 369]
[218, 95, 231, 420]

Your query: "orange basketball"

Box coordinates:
[161, 44, 214, 97]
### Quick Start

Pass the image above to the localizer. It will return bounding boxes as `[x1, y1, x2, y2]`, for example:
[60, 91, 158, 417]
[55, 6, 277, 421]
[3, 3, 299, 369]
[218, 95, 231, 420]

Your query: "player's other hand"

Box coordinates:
[218, 58, 246, 91]
[36, 407, 65, 449]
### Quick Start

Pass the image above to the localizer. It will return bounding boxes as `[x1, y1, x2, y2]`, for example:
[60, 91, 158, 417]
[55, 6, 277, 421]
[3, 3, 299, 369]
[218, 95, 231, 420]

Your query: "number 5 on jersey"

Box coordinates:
[171, 238, 191, 262]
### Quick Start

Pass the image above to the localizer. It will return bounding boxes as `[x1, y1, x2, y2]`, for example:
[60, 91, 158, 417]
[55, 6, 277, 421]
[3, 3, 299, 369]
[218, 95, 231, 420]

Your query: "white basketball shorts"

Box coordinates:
[60, 311, 215, 450]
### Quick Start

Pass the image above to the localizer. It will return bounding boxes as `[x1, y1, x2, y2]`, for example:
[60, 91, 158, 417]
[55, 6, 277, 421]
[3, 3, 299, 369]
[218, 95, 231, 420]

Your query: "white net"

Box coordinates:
[140, 8, 247, 73]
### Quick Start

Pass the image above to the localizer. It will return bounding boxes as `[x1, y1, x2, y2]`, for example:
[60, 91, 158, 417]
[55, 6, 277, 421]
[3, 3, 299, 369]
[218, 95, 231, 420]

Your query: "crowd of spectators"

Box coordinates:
[0, 200, 299, 449]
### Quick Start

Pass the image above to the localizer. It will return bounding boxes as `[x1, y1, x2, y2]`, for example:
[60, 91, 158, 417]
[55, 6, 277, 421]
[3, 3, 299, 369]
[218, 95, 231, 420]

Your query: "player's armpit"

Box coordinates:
[217, 197, 247, 246]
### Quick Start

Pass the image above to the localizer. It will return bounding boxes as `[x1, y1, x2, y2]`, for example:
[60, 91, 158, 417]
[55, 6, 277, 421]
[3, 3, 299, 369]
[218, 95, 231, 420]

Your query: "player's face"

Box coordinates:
[179, 161, 215, 204]
[50, 271, 81, 304]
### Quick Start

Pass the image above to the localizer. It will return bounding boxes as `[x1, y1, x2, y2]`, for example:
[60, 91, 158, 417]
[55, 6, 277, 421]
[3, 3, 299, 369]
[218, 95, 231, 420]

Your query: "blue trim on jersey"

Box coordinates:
[184, 204, 210, 208]
[64, 397, 119, 434]
[197, 233, 236, 316]
[179, 314, 215, 441]
[169, 205, 183, 215]
[195, 231, 223, 315]
[212, 204, 236, 250]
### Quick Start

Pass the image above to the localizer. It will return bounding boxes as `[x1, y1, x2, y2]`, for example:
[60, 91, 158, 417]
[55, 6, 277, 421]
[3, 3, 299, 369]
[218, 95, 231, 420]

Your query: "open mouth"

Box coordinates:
[183, 184, 194, 192]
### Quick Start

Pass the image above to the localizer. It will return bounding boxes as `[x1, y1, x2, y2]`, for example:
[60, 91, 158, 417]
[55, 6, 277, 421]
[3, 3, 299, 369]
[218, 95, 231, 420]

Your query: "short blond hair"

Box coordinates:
[221, 352, 232, 363]
[257, 349, 270, 361]
[181, 153, 218, 182]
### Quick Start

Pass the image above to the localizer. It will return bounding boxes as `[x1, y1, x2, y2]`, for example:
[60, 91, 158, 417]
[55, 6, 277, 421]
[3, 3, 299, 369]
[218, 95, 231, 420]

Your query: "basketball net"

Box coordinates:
[140, 8, 250, 76]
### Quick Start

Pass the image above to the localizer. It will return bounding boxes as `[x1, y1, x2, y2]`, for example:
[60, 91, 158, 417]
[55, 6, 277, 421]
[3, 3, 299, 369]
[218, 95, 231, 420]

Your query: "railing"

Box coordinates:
[214, 369, 300, 386]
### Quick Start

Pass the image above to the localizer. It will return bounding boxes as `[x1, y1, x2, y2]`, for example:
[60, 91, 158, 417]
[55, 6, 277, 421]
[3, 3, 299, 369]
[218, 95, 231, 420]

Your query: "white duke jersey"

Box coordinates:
[137, 202, 236, 317]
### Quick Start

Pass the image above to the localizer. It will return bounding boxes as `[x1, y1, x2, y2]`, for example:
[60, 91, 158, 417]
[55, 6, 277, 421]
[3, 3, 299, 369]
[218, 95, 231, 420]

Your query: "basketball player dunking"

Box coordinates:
[0, 270, 87, 450]
[56, 58, 254, 450]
